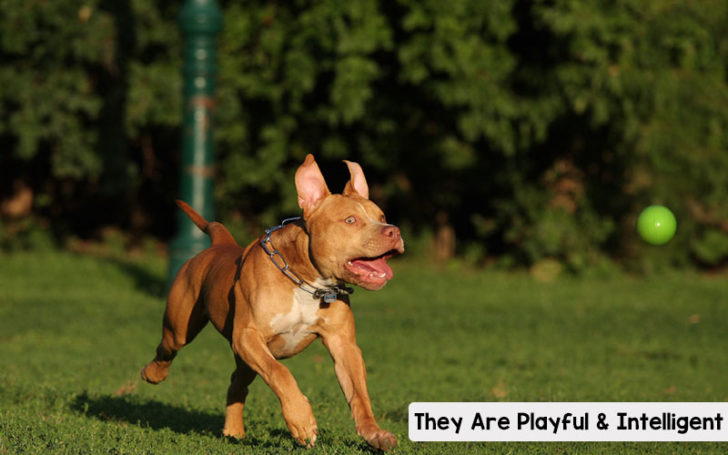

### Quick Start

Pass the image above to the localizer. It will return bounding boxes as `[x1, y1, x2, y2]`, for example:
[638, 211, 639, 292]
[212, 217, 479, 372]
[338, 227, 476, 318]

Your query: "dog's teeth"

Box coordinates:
[347, 261, 353, 266]
[367, 272, 387, 279]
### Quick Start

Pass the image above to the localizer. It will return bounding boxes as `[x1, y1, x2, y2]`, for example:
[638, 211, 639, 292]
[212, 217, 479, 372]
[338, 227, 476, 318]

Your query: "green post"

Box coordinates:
[168, 0, 223, 289]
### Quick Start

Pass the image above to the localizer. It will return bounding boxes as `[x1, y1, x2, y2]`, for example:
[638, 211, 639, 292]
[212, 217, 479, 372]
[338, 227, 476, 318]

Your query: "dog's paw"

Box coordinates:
[140, 361, 169, 384]
[223, 402, 246, 439]
[290, 421, 318, 448]
[222, 426, 245, 439]
[359, 424, 398, 451]
[282, 398, 318, 448]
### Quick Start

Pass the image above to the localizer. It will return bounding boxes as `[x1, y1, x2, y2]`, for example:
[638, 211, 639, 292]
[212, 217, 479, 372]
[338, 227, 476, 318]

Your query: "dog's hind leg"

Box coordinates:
[141, 264, 209, 384]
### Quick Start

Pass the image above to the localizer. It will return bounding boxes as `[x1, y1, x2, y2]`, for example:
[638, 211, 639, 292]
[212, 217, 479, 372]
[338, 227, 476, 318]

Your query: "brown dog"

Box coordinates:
[141, 154, 404, 450]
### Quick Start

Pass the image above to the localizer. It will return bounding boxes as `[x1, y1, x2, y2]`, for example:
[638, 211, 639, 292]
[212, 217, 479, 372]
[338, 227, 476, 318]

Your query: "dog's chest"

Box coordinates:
[268, 288, 322, 356]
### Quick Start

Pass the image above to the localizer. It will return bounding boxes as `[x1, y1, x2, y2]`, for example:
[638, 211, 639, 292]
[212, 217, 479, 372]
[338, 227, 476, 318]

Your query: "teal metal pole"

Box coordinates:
[168, 0, 223, 288]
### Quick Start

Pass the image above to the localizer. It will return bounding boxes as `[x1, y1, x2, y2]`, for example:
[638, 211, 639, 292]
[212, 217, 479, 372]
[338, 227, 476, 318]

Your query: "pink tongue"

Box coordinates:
[352, 258, 393, 280]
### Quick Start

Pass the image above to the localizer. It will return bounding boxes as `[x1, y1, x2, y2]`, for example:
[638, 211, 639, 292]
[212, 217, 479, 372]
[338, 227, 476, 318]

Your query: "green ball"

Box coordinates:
[637, 205, 676, 245]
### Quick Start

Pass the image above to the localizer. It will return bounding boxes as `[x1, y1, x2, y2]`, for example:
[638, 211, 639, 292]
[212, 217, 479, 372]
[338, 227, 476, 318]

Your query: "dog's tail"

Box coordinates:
[176, 200, 238, 246]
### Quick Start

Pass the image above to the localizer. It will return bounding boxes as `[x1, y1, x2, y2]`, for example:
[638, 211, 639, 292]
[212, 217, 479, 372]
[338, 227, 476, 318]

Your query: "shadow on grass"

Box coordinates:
[105, 257, 166, 298]
[71, 393, 388, 453]
[71, 391, 222, 436]
[248, 429, 381, 454]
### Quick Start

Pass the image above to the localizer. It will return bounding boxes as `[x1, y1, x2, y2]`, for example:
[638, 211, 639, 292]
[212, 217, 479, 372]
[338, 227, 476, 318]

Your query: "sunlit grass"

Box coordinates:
[1, 251, 727, 453]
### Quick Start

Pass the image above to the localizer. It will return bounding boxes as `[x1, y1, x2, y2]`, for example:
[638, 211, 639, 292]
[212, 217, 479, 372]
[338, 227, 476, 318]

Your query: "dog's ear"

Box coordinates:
[342, 160, 369, 200]
[295, 154, 331, 212]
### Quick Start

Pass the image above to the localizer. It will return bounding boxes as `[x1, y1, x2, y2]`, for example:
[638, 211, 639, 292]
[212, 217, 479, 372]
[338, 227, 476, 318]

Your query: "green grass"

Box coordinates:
[1, 250, 728, 454]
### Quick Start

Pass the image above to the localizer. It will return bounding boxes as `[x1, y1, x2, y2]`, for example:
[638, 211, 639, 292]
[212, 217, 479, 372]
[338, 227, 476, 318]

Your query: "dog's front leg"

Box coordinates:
[321, 331, 397, 451]
[232, 327, 318, 447]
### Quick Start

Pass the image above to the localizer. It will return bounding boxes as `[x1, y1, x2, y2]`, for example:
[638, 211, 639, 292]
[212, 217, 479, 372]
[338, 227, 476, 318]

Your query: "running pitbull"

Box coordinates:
[141, 154, 404, 450]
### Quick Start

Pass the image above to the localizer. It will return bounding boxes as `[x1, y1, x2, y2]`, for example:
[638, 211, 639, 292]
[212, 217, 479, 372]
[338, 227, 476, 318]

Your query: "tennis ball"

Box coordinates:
[637, 205, 676, 245]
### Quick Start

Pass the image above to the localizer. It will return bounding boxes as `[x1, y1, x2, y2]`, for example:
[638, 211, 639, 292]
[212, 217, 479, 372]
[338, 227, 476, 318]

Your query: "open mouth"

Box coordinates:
[344, 250, 399, 287]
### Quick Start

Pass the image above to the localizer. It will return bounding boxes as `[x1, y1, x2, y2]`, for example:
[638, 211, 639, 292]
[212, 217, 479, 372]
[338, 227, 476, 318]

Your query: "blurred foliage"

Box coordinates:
[1, 0, 727, 270]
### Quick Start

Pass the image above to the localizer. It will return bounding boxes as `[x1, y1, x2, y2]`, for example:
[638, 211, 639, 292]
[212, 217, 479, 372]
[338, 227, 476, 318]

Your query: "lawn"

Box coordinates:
[1, 250, 727, 454]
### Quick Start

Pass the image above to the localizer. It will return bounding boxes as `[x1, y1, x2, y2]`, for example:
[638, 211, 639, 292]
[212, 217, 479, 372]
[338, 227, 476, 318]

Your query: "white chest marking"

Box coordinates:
[269, 288, 321, 351]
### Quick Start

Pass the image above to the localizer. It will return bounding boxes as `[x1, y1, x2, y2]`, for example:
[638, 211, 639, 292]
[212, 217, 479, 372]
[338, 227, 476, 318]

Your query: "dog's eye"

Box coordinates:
[345, 216, 357, 224]
[380, 214, 386, 223]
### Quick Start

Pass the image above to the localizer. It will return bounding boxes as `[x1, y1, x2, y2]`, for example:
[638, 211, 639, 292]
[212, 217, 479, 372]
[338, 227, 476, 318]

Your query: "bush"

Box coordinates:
[1, 0, 727, 269]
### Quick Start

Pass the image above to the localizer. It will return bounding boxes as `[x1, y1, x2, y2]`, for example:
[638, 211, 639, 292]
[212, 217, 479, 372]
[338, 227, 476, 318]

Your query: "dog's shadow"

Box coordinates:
[105, 257, 166, 298]
[71, 392, 223, 436]
[71, 392, 385, 452]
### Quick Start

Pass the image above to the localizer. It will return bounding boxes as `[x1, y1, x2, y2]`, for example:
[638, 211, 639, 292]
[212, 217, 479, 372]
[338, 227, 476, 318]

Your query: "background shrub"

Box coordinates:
[1, 0, 727, 270]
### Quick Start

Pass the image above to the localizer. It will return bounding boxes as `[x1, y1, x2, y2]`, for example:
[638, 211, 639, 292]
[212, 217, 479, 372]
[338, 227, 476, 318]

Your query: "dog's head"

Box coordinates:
[295, 154, 405, 290]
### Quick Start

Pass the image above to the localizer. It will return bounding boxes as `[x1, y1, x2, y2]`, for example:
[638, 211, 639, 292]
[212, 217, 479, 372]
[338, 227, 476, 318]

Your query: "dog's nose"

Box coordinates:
[382, 225, 401, 241]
